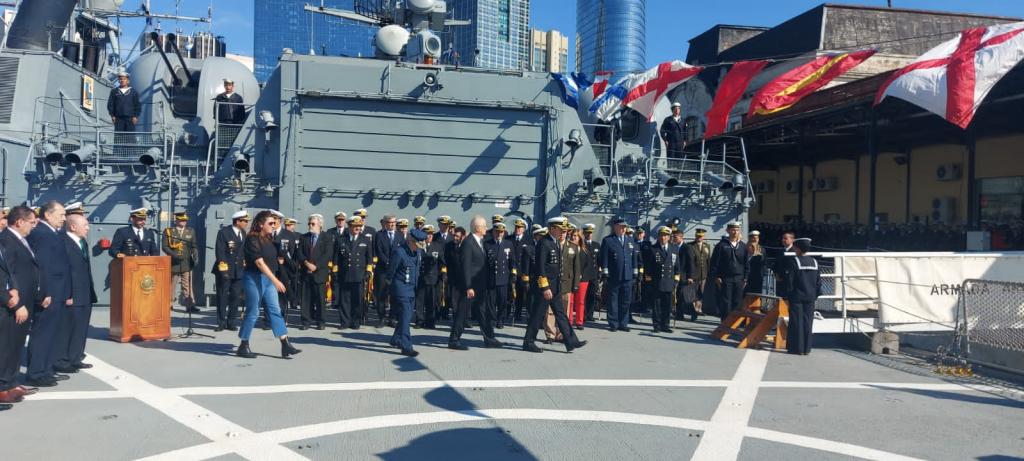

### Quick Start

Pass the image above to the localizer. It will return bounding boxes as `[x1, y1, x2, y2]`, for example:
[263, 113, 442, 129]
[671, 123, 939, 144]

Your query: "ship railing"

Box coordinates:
[210, 100, 252, 171]
[32, 96, 167, 135]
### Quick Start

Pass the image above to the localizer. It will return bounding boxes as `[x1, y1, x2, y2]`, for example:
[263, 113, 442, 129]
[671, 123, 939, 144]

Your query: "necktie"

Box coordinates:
[312, 233, 318, 248]
[388, 231, 394, 241]
[136, 229, 143, 241]
[80, 238, 88, 259]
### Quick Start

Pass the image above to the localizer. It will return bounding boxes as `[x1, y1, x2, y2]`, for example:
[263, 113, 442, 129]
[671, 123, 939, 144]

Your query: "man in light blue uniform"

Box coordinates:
[388, 228, 427, 357]
[600, 218, 640, 332]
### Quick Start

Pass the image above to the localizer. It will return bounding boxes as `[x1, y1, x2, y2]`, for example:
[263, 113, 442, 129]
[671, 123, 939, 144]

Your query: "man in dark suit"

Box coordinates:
[373, 214, 399, 327]
[54, 213, 96, 373]
[709, 222, 750, 322]
[522, 217, 586, 353]
[298, 214, 331, 330]
[449, 216, 501, 350]
[600, 218, 640, 332]
[441, 226, 465, 322]
[26, 201, 70, 385]
[334, 216, 373, 329]
[672, 229, 698, 322]
[660, 102, 687, 159]
[213, 210, 248, 331]
[0, 207, 34, 405]
[109, 208, 160, 257]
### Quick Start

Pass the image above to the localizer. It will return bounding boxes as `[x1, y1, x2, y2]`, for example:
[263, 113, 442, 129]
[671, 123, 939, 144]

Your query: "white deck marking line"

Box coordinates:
[745, 427, 926, 461]
[138, 409, 712, 460]
[169, 379, 734, 395]
[80, 355, 308, 461]
[139, 408, 924, 461]
[691, 349, 771, 461]
[28, 390, 131, 400]
[167, 379, 1013, 396]
[760, 381, 1024, 396]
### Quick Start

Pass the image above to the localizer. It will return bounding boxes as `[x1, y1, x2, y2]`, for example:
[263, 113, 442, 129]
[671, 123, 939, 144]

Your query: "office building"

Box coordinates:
[529, 28, 568, 73]
[447, 0, 531, 70]
[576, 0, 646, 76]
[254, 0, 375, 81]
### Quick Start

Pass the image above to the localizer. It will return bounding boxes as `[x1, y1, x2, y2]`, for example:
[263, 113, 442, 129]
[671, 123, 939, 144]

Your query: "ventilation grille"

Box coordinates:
[0, 56, 20, 124]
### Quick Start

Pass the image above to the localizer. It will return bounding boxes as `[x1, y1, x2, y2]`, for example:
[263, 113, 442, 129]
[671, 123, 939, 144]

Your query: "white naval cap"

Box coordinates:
[232, 210, 249, 220]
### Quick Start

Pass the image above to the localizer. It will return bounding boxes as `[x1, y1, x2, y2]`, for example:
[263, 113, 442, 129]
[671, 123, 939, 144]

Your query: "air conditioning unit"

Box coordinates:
[754, 180, 775, 194]
[931, 197, 957, 223]
[936, 163, 962, 181]
[785, 179, 800, 194]
[811, 176, 838, 192]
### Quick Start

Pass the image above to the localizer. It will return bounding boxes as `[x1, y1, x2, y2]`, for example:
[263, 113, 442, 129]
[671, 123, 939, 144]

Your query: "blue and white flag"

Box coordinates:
[589, 78, 631, 121]
[553, 72, 584, 109]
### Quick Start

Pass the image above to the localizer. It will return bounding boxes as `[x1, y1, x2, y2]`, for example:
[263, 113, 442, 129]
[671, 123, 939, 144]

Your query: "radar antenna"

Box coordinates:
[304, 0, 471, 62]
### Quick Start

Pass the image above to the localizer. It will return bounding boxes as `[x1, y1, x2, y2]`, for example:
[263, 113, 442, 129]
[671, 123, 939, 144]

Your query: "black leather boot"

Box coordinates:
[236, 341, 257, 359]
[281, 338, 302, 358]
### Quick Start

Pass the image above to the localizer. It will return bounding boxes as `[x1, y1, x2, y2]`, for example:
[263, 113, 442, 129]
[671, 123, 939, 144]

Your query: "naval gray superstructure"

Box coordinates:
[0, 0, 749, 304]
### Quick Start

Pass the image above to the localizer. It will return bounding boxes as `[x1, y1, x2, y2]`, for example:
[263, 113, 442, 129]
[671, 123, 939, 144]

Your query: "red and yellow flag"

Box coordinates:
[747, 49, 877, 117]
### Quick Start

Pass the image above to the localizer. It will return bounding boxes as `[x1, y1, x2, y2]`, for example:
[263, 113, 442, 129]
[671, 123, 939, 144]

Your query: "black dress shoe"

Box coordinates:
[522, 343, 543, 353]
[261, 323, 270, 331]
[448, 342, 469, 351]
[0, 403, 11, 411]
[352, 324, 361, 330]
[619, 327, 631, 332]
[608, 326, 617, 332]
[663, 328, 673, 333]
[73, 363, 93, 370]
[376, 319, 385, 328]
[574, 325, 583, 330]
[566, 340, 588, 353]
[214, 324, 224, 332]
[226, 325, 238, 332]
[299, 323, 308, 331]
[186, 306, 201, 313]
[400, 348, 420, 357]
[316, 322, 325, 330]
[54, 365, 78, 374]
[53, 374, 71, 381]
[483, 339, 503, 349]
[25, 378, 57, 387]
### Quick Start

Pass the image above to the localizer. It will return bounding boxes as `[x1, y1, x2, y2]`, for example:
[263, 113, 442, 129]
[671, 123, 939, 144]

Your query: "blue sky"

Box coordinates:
[123, 0, 1024, 69]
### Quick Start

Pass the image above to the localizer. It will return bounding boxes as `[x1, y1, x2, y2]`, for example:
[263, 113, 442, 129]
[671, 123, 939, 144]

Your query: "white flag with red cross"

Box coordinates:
[622, 60, 703, 121]
[875, 21, 1024, 129]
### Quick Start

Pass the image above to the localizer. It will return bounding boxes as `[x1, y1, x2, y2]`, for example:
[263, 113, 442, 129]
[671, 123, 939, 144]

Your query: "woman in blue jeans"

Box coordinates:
[237, 210, 302, 359]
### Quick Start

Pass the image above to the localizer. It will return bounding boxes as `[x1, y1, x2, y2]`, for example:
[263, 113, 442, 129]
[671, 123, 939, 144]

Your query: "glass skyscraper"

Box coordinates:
[253, 0, 376, 82]
[576, 0, 646, 76]
[447, 0, 531, 70]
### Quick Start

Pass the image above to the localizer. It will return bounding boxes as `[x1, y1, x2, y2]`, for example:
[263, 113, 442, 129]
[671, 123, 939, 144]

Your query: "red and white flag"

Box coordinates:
[875, 21, 1024, 129]
[591, 71, 612, 99]
[622, 60, 703, 121]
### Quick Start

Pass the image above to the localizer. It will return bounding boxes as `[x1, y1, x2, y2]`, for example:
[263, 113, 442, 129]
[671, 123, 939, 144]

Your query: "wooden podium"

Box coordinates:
[110, 256, 172, 342]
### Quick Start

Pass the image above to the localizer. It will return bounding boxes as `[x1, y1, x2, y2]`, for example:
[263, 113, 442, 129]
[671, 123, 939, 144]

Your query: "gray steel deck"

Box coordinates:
[3, 307, 1023, 461]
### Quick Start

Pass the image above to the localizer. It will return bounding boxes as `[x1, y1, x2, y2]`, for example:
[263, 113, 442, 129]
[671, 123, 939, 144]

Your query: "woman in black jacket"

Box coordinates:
[237, 210, 302, 359]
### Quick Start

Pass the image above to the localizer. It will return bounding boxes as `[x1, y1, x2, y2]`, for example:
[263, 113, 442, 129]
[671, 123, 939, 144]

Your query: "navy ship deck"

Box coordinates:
[3, 308, 1023, 461]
